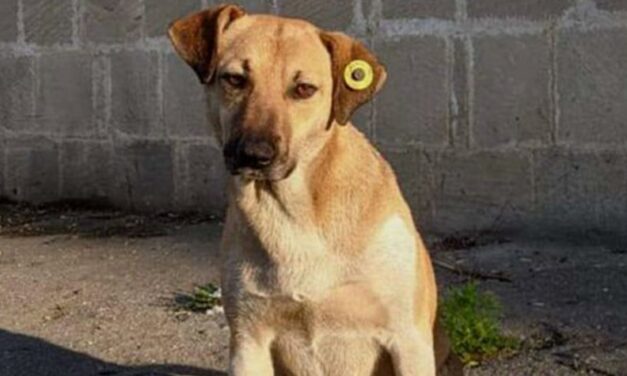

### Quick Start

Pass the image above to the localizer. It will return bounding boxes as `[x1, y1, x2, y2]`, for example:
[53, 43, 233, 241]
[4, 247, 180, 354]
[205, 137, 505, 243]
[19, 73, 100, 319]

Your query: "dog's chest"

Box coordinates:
[230, 179, 346, 298]
[234, 220, 342, 300]
[226, 208, 416, 318]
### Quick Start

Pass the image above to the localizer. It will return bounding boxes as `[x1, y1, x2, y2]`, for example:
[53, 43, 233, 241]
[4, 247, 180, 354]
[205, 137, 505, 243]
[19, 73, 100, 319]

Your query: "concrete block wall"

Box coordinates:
[0, 0, 626, 238]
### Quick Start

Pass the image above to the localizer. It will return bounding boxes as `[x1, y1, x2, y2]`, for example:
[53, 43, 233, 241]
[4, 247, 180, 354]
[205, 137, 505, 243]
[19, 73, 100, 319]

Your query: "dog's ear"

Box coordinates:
[320, 32, 387, 126]
[168, 5, 245, 84]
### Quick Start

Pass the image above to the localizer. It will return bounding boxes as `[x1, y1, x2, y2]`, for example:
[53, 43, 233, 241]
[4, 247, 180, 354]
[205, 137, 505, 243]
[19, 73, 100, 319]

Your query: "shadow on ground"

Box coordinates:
[0, 198, 218, 238]
[0, 330, 226, 376]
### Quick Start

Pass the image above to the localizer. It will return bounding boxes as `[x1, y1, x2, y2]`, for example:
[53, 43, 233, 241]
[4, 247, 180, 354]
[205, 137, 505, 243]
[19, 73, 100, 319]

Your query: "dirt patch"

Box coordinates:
[1, 204, 626, 375]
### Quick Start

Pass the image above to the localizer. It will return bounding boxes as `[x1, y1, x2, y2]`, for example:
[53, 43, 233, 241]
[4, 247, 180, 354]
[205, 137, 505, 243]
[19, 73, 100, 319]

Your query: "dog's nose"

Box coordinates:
[236, 138, 277, 169]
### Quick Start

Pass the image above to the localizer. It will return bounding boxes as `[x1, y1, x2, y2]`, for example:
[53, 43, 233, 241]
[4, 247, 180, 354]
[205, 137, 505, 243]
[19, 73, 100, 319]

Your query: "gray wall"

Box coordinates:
[1, 0, 626, 238]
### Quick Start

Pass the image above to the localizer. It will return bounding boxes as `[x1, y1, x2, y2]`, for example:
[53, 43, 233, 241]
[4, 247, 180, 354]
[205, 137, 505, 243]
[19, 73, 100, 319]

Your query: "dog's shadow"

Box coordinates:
[0, 329, 226, 376]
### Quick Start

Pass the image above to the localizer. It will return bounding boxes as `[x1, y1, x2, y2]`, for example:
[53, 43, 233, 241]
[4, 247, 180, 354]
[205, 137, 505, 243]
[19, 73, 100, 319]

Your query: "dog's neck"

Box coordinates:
[228, 123, 398, 256]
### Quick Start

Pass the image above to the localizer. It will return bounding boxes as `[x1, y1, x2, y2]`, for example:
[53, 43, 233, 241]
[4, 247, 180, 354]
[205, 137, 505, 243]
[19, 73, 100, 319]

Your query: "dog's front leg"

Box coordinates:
[386, 330, 436, 376]
[229, 331, 275, 376]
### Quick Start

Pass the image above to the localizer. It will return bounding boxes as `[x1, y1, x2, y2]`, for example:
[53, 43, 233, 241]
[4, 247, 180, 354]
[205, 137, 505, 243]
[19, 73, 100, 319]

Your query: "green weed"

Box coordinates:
[178, 283, 222, 313]
[441, 282, 519, 365]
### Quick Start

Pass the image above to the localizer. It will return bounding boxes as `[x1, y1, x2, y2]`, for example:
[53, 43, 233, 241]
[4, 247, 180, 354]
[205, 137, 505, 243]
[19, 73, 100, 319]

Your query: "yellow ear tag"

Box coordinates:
[343, 60, 374, 91]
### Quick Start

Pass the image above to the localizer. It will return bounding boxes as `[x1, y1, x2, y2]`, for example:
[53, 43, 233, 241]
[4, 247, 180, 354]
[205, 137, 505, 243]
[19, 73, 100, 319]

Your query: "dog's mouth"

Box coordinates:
[225, 160, 297, 182]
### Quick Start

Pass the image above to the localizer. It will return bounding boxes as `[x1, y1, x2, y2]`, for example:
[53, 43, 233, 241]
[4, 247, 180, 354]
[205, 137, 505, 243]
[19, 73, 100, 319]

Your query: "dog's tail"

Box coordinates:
[434, 317, 464, 376]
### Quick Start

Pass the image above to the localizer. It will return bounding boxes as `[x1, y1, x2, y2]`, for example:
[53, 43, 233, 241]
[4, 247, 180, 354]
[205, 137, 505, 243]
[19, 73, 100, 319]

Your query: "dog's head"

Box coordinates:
[169, 5, 386, 181]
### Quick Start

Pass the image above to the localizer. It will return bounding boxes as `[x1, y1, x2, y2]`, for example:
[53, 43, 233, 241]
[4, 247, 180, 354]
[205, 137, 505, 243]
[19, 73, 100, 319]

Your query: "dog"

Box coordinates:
[169, 4, 462, 375]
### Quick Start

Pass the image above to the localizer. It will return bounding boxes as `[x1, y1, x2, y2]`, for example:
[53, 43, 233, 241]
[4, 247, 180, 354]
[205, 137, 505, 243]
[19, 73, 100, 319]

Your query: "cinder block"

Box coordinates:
[60, 141, 112, 200]
[145, 0, 200, 38]
[380, 147, 435, 228]
[596, 0, 627, 11]
[451, 39, 469, 148]
[178, 143, 227, 214]
[81, 0, 143, 44]
[23, 0, 73, 45]
[0, 56, 35, 131]
[558, 30, 627, 144]
[0, 140, 5, 196]
[0, 0, 18, 42]
[430, 151, 533, 234]
[210, 0, 272, 14]
[113, 141, 174, 210]
[4, 137, 60, 203]
[110, 50, 162, 137]
[36, 52, 94, 136]
[163, 53, 212, 139]
[92, 56, 109, 133]
[473, 34, 551, 147]
[278, 0, 353, 30]
[468, 0, 574, 19]
[533, 148, 627, 236]
[382, 0, 455, 20]
[374, 36, 448, 147]
[352, 102, 373, 138]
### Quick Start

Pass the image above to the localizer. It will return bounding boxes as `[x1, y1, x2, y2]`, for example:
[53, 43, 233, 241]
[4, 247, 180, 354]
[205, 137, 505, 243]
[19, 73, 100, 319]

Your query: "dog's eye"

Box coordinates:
[293, 83, 317, 100]
[220, 73, 247, 89]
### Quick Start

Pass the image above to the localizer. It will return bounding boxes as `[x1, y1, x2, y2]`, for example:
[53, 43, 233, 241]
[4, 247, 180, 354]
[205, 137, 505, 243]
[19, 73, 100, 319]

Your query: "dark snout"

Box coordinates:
[223, 136, 278, 173]
[223, 134, 295, 181]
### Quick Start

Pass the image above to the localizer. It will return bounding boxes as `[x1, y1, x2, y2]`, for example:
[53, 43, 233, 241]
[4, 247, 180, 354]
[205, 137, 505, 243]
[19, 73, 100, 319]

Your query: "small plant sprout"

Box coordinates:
[179, 282, 223, 314]
[440, 282, 520, 365]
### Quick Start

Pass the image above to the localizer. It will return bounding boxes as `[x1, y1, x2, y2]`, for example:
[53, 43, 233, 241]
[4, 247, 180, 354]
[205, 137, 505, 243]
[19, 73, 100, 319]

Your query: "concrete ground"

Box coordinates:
[0, 205, 625, 376]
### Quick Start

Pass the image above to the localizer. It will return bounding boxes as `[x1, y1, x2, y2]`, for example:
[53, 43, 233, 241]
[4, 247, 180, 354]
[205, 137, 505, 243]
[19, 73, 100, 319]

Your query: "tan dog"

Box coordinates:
[169, 5, 462, 375]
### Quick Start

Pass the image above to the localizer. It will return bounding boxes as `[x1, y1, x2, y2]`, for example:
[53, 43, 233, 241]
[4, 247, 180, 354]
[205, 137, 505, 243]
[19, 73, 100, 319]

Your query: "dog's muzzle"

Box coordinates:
[224, 136, 278, 173]
[223, 135, 296, 181]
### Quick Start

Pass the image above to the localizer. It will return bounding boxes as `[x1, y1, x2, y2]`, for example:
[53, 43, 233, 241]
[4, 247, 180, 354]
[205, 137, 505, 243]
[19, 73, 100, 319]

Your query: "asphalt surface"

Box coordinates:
[0, 208, 625, 376]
